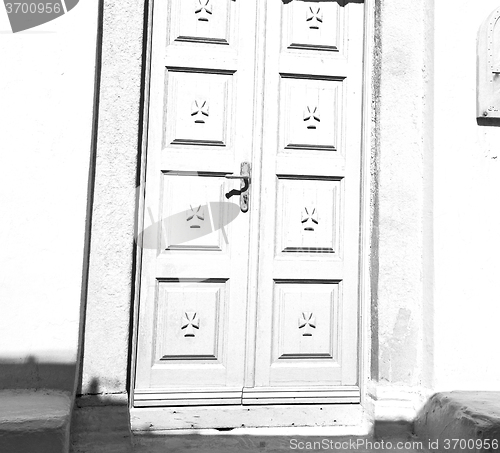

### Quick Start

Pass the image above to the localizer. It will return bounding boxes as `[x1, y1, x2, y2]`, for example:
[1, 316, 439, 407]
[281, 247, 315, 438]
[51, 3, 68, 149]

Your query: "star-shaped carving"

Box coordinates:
[191, 99, 209, 123]
[306, 6, 323, 29]
[195, 0, 212, 22]
[298, 312, 316, 336]
[181, 312, 200, 337]
[303, 105, 320, 129]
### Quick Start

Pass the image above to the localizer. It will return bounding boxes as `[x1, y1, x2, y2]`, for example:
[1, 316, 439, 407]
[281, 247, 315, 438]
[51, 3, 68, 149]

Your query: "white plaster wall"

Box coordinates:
[433, 1, 500, 391]
[0, 2, 98, 390]
[371, 0, 433, 395]
[79, 0, 145, 397]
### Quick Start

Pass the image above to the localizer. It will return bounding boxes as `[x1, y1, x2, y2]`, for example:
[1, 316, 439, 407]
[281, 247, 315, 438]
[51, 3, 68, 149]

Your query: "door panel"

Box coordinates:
[134, 0, 258, 406]
[245, 0, 364, 403]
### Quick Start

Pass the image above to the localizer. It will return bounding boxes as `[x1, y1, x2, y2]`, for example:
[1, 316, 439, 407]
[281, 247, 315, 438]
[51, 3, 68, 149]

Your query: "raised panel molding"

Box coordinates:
[241, 387, 360, 406]
[154, 279, 228, 361]
[282, 1, 344, 52]
[161, 173, 230, 251]
[133, 389, 243, 407]
[272, 281, 340, 362]
[276, 177, 341, 254]
[280, 76, 343, 152]
[164, 69, 234, 148]
[167, 0, 236, 45]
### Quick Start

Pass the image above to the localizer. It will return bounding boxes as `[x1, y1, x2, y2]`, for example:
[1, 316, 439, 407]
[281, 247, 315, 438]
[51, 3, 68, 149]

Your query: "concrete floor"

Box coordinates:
[70, 406, 425, 453]
[71, 430, 425, 453]
[133, 434, 425, 453]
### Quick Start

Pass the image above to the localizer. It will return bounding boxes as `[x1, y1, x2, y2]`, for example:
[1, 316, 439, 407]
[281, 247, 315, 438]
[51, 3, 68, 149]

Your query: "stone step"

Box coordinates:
[0, 389, 72, 453]
[415, 392, 500, 453]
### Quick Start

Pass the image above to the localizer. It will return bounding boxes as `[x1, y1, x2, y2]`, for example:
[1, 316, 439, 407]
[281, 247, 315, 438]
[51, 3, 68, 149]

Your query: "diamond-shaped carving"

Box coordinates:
[181, 311, 200, 337]
[303, 105, 320, 129]
[306, 6, 323, 30]
[298, 312, 316, 336]
[191, 99, 209, 124]
[301, 207, 318, 231]
[195, 0, 212, 22]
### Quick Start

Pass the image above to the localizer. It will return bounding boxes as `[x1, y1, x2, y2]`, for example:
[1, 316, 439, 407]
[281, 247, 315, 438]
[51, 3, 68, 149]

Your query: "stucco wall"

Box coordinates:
[372, 0, 500, 406]
[0, 2, 98, 391]
[370, 0, 434, 408]
[432, 1, 500, 391]
[78, 0, 145, 397]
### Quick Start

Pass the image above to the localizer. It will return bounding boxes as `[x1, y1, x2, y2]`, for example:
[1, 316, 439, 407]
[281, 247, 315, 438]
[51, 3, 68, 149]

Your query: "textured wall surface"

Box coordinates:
[370, 0, 433, 396]
[79, 0, 146, 396]
[432, 1, 500, 391]
[0, 1, 98, 391]
[371, 0, 500, 407]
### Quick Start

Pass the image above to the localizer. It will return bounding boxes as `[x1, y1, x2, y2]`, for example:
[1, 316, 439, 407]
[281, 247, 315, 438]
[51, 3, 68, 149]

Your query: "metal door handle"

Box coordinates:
[225, 162, 251, 212]
[225, 176, 249, 197]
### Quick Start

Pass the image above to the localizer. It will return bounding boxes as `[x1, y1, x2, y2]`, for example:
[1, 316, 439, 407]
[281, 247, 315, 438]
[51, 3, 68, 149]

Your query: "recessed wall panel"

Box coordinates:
[164, 70, 233, 148]
[161, 173, 231, 252]
[276, 177, 341, 254]
[154, 280, 227, 362]
[272, 281, 340, 363]
[168, 0, 236, 46]
[281, 1, 344, 53]
[280, 76, 343, 152]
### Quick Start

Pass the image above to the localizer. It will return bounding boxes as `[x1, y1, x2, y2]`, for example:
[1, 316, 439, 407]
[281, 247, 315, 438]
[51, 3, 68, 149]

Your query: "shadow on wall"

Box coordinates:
[71, 378, 135, 453]
[477, 117, 500, 127]
[0, 356, 76, 392]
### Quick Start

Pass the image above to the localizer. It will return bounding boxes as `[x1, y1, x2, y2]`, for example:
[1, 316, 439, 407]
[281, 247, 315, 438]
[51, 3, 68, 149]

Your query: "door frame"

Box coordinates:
[130, 0, 375, 426]
[77, 0, 376, 432]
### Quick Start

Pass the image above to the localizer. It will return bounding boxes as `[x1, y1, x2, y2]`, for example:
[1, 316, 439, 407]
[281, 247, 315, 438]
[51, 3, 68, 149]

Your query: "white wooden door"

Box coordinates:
[244, 0, 364, 404]
[134, 0, 258, 406]
[134, 0, 365, 409]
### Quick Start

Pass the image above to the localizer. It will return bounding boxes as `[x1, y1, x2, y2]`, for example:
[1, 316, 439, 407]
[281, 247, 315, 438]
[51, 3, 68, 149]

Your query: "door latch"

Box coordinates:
[225, 162, 251, 213]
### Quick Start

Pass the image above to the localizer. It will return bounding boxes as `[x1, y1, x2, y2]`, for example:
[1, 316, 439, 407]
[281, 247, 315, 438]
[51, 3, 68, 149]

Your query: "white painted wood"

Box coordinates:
[247, 0, 365, 401]
[134, 0, 366, 415]
[134, 0, 258, 401]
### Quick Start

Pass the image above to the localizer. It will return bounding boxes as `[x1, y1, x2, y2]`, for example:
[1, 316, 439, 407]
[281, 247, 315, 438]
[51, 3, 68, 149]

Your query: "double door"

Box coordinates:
[134, 0, 365, 408]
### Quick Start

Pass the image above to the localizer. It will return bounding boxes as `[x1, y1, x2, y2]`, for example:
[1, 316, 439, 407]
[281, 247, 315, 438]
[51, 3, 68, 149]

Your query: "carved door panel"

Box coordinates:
[244, 0, 364, 404]
[134, 0, 365, 408]
[134, 0, 257, 406]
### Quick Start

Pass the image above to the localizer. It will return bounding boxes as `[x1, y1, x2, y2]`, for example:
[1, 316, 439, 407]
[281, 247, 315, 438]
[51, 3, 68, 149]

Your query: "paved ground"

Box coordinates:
[71, 431, 425, 453]
[70, 407, 425, 453]
[133, 434, 425, 453]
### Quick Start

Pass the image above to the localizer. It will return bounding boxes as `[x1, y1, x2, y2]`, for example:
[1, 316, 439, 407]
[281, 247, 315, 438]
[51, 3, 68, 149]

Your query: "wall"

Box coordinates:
[78, 0, 145, 398]
[433, 1, 500, 391]
[370, 0, 434, 420]
[371, 0, 500, 412]
[0, 2, 98, 391]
